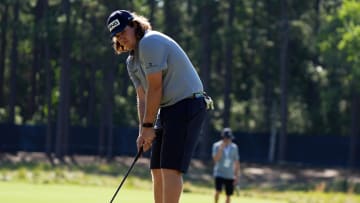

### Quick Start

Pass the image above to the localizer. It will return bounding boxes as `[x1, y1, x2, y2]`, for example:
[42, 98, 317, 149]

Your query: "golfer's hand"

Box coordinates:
[137, 128, 156, 152]
[234, 176, 239, 186]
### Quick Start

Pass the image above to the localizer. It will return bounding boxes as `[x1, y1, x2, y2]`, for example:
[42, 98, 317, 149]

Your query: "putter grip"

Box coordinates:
[133, 147, 143, 163]
[137, 146, 144, 158]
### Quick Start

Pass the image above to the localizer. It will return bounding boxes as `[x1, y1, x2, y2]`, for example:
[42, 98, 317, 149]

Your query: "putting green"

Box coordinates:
[0, 181, 285, 203]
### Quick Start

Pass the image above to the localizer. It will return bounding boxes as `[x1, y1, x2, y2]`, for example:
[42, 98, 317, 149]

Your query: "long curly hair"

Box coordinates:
[112, 13, 152, 55]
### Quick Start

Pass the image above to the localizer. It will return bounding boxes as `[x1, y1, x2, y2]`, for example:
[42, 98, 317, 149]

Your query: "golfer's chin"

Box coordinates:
[121, 45, 132, 52]
[123, 42, 136, 50]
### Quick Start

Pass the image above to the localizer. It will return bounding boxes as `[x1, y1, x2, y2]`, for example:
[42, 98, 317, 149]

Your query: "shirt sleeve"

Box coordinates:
[139, 37, 168, 74]
[212, 144, 218, 158]
[234, 145, 239, 161]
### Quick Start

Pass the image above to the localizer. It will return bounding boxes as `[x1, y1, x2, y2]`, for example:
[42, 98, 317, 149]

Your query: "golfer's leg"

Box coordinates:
[225, 196, 230, 203]
[162, 168, 183, 203]
[214, 191, 220, 203]
[151, 169, 163, 203]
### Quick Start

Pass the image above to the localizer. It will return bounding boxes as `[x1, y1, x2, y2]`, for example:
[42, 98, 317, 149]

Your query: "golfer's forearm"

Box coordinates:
[143, 86, 161, 124]
[137, 98, 145, 126]
[136, 87, 146, 127]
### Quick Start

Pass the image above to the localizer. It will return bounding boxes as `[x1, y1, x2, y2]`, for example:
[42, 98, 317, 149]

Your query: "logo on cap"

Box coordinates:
[108, 19, 120, 32]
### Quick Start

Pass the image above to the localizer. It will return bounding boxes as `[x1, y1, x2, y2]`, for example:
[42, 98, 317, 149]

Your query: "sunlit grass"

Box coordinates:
[0, 159, 359, 203]
[0, 181, 285, 203]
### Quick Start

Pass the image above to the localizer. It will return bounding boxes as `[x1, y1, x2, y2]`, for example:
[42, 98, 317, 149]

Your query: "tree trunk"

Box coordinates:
[278, 0, 289, 162]
[87, 64, 96, 126]
[148, 0, 156, 27]
[197, 1, 212, 160]
[56, 0, 71, 159]
[106, 67, 115, 160]
[98, 96, 106, 157]
[264, 0, 275, 133]
[164, 0, 182, 40]
[305, 0, 322, 134]
[223, 0, 235, 127]
[314, 0, 321, 35]
[87, 17, 98, 126]
[8, 0, 20, 124]
[29, 0, 45, 120]
[43, 0, 53, 160]
[98, 65, 114, 159]
[349, 93, 360, 169]
[0, 3, 9, 106]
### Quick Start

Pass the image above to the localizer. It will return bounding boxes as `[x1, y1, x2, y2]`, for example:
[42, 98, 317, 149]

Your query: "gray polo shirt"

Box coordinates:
[126, 30, 203, 107]
[212, 141, 239, 179]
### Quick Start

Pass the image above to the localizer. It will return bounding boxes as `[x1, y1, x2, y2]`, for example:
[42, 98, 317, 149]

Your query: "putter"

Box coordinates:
[109, 146, 143, 203]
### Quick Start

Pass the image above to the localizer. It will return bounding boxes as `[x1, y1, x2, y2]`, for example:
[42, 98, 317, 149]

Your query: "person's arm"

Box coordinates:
[233, 160, 240, 185]
[137, 36, 165, 152]
[143, 71, 162, 124]
[213, 142, 225, 163]
[137, 71, 162, 152]
[234, 145, 241, 184]
[136, 86, 146, 128]
[234, 160, 240, 179]
[135, 87, 146, 151]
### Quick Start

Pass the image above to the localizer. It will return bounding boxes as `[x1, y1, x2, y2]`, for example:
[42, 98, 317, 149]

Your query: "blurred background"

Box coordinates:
[0, 0, 360, 203]
[0, 0, 359, 202]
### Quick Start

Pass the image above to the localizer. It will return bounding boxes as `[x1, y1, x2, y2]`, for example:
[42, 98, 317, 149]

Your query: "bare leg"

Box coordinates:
[161, 168, 183, 203]
[225, 195, 231, 203]
[214, 191, 220, 203]
[151, 169, 163, 203]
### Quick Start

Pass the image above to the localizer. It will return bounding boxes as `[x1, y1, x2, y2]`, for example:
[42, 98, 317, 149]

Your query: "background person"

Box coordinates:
[106, 10, 208, 203]
[212, 127, 240, 203]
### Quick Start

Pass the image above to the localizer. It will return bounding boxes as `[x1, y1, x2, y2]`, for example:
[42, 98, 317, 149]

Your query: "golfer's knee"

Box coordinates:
[151, 169, 162, 181]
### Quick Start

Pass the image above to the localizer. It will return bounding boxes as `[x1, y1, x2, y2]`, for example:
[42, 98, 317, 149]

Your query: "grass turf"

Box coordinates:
[1, 156, 359, 203]
[0, 181, 285, 203]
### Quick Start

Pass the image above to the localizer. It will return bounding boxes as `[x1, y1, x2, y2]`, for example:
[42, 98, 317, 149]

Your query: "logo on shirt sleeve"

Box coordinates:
[148, 62, 158, 68]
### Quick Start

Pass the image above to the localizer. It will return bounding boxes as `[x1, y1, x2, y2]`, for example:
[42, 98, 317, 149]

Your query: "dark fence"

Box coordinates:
[0, 124, 359, 168]
[233, 133, 357, 167]
[0, 124, 139, 156]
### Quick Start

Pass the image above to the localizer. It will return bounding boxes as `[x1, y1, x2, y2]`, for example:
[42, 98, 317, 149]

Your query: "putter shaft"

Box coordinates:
[109, 147, 143, 203]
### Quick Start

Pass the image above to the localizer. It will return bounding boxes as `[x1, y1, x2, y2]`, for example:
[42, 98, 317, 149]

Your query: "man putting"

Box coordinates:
[107, 10, 209, 203]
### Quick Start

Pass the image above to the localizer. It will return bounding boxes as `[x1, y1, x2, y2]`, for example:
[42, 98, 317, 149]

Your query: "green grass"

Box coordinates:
[0, 181, 284, 203]
[1, 158, 359, 203]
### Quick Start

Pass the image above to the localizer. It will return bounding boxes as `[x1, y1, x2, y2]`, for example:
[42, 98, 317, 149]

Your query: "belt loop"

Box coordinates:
[186, 92, 205, 99]
[193, 92, 203, 99]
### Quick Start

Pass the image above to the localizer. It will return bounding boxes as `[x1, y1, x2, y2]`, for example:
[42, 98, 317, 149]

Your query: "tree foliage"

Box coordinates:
[0, 0, 359, 160]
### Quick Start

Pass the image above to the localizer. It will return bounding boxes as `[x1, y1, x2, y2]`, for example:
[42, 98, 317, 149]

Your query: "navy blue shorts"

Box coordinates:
[215, 177, 234, 196]
[150, 97, 207, 173]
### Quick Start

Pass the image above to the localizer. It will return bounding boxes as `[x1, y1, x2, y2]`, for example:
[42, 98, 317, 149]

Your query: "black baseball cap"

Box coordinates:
[221, 128, 234, 139]
[107, 10, 134, 37]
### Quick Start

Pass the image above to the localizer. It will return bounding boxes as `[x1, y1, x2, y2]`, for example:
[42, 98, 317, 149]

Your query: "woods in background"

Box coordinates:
[0, 0, 359, 165]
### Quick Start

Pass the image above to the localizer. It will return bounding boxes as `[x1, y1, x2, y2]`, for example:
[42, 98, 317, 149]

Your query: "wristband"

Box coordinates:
[142, 122, 154, 128]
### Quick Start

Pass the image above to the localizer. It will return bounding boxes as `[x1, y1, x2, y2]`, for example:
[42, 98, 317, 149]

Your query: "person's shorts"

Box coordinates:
[150, 96, 207, 173]
[215, 177, 235, 196]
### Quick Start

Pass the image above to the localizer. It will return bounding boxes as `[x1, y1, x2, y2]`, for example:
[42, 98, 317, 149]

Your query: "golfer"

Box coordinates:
[107, 10, 208, 203]
[212, 128, 240, 203]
